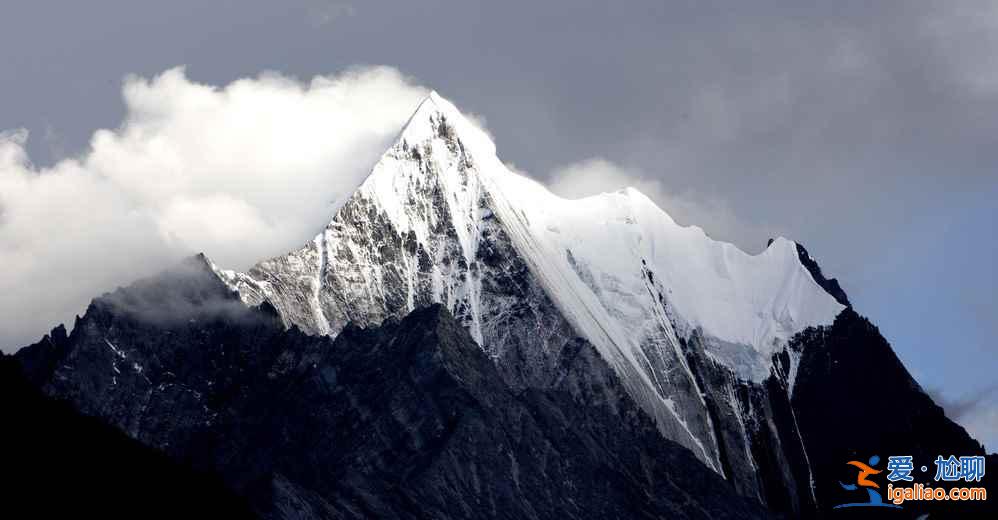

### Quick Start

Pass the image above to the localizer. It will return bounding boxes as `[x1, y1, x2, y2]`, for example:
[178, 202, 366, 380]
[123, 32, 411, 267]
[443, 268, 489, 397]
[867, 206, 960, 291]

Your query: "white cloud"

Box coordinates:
[546, 157, 773, 250]
[0, 66, 428, 351]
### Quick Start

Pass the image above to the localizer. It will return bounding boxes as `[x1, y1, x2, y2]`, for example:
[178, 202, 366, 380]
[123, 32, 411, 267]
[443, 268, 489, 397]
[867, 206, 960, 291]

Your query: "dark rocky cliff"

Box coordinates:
[0, 354, 257, 519]
[14, 249, 994, 519]
[15, 257, 766, 519]
[788, 308, 995, 517]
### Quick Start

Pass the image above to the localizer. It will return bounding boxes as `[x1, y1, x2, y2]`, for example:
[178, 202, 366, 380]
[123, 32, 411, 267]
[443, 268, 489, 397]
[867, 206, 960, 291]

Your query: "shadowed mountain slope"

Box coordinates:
[16, 257, 766, 519]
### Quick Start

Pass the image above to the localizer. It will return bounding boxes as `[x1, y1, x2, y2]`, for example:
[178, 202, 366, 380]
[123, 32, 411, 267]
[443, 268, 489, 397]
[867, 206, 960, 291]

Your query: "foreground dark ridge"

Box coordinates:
[15, 256, 765, 519]
[0, 354, 257, 519]
[788, 308, 996, 518]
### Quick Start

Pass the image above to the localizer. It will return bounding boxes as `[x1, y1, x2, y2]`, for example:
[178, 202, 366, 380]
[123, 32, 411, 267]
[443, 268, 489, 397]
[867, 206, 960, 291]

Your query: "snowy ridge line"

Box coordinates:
[211, 91, 846, 475]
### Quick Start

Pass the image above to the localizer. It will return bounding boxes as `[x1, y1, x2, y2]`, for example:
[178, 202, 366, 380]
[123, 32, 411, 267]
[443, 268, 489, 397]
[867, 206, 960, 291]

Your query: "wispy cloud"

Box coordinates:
[928, 384, 998, 452]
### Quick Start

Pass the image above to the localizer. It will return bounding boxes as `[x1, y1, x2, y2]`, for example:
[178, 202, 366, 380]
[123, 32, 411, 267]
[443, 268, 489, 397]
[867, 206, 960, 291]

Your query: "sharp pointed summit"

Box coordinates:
[394, 90, 497, 160]
[216, 90, 849, 487]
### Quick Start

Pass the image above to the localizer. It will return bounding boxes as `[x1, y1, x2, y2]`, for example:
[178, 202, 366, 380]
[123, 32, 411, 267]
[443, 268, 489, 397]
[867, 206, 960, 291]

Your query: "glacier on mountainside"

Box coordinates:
[215, 91, 845, 487]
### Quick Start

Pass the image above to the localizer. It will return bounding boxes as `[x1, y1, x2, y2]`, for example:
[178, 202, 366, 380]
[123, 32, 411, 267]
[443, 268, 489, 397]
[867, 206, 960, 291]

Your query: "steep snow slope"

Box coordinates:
[483, 165, 844, 381]
[217, 92, 844, 478]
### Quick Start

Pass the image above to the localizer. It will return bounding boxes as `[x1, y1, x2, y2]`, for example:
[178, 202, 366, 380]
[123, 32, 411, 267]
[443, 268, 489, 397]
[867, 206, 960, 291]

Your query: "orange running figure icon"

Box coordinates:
[846, 459, 882, 488]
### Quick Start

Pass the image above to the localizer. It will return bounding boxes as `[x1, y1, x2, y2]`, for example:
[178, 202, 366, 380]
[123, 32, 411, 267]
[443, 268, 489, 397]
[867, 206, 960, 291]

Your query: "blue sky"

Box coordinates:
[850, 181, 997, 449]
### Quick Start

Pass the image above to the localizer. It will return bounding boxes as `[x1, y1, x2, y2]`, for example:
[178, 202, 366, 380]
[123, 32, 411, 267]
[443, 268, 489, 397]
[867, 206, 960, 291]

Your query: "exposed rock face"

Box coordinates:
[680, 333, 816, 513]
[0, 352, 256, 520]
[793, 242, 850, 307]
[16, 255, 314, 459]
[16, 260, 767, 519]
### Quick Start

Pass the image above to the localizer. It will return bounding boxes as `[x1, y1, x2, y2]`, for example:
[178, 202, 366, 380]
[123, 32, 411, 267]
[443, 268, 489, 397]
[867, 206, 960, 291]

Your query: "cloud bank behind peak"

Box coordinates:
[0, 66, 428, 350]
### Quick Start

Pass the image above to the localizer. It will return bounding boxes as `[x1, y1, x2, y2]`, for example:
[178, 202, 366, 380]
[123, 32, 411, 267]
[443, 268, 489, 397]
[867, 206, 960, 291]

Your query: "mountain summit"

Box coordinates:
[216, 91, 844, 494]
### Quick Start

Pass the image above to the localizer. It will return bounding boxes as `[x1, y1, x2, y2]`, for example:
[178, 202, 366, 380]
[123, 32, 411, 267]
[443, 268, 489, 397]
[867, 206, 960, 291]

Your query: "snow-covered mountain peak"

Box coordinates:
[393, 90, 497, 161]
[225, 88, 846, 376]
[218, 91, 847, 473]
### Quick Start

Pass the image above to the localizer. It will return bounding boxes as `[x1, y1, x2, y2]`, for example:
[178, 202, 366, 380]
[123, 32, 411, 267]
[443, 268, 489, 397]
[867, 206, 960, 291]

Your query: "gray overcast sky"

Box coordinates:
[2, 0, 996, 448]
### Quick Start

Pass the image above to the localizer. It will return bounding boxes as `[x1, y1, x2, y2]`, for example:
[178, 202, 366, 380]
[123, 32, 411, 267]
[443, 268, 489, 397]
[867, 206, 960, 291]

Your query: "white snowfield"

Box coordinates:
[215, 91, 845, 472]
